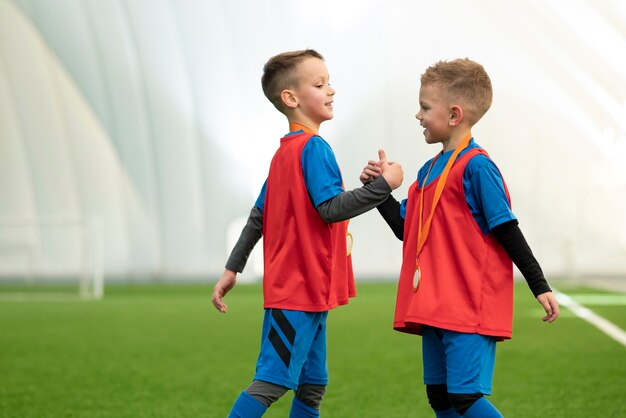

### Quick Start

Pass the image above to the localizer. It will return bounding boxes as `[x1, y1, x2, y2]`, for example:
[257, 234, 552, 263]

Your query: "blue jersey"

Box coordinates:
[255, 131, 344, 211]
[400, 139, 515, 235]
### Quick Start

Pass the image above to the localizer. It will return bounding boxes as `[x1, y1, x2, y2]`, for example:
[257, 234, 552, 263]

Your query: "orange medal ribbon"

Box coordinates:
[288, 122, 353, 256]
[414, 132, 472, 291]
[289, 122, 316, 134]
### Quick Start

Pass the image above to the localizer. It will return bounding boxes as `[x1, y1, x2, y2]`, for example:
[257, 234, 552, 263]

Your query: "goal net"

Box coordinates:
[0, 216, 104, 300]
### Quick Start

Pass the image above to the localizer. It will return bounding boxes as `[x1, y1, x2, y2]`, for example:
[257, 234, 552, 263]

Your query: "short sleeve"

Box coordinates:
[255, 179, 267, 212]
[301, 136, 345, 207]
[400, 198, 408, 219]
[464, 154, 516, 235]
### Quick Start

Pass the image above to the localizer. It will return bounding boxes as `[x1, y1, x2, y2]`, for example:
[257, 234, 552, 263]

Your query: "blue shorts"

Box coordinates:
[254, 309, 328, 389]
[422, 326, 496, 395]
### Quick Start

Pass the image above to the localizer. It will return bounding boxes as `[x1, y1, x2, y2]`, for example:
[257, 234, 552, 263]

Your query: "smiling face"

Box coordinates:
[415, 83, 453, 145]
[289, 57, 335, 128]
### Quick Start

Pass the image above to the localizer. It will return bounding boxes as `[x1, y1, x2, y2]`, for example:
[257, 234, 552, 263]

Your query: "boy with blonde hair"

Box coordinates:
[361, 58, 559, 417]
[213, 49, 403, 417]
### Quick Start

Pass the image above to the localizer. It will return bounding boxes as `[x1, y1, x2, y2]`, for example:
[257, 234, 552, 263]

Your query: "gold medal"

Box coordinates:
[413, 266, 421, 292]
[346, 231, 353, 256]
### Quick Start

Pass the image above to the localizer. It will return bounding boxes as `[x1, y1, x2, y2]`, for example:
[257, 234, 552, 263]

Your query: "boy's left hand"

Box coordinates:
[536, 291, 560, 323]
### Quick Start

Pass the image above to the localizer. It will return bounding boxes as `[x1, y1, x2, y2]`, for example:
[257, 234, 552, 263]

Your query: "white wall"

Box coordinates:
[1, 0, 625, 281]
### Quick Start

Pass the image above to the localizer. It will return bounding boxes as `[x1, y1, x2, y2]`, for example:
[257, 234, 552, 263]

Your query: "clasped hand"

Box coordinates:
[360, 149, 403, 189]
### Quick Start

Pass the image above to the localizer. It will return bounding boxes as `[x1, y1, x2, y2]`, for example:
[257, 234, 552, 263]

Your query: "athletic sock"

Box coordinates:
[434, 407, 462, 418]
[289, 398, 320, 418]
[228, 391, 268, 418]
[462, 397, 503, 418]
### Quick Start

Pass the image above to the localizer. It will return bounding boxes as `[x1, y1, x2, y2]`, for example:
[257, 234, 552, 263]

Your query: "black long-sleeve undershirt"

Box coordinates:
[376, 195, 405, 240]
[491, 219, 552, 297]
[316, 176, 392, 223]
[224, 206, 263, 273]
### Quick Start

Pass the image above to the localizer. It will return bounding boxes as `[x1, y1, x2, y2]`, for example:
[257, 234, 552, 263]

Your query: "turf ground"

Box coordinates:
[1, 281, 625, 418]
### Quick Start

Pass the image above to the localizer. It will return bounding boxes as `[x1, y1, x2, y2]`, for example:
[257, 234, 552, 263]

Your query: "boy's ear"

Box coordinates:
[449, 104, 464, 126]
[281, 89, 298, 109]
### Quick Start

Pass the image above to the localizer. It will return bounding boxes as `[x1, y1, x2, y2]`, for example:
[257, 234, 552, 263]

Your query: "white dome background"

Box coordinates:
[1, 0, 625, 282]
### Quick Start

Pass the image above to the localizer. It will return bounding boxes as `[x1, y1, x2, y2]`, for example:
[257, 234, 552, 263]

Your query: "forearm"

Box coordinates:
[491, 220, 552, 297]
[376, 195, 404, 240]
[316, 176, 392, 223]
[224, 206, 263, 273]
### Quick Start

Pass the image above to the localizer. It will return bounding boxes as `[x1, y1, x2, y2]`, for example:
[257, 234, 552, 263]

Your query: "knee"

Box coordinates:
[294, 384, 327, 410]
[426, 384, 453, 411]
[245, 380, 289, 407]
[448, 393, 483, 415]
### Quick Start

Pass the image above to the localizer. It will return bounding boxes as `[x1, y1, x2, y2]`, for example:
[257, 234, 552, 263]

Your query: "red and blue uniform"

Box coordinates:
[395, 139, 516, 402]
[253, 130, 353, 390]
[396, 147, 514, 340]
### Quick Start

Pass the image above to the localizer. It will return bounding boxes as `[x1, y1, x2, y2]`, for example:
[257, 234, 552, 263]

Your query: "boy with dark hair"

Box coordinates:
[213, 49, 403, 417]
[361, 58, 559, 417]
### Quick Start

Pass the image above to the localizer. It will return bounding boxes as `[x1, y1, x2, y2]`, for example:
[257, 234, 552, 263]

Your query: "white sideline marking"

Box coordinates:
[555, 290, 626, 348]
[567, 294, 626, 306]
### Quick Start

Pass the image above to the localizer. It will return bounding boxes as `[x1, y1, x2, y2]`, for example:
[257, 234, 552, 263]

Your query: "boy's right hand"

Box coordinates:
[212, 269, 237, 313]
[360, 158, 383, 184]
[360, 149, 403, 190]
[378, 149, 403, 190]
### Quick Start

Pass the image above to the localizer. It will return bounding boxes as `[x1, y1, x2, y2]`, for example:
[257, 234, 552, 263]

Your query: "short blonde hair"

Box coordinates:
[261, 49, 324, 113]
[421, 58, 492, 125]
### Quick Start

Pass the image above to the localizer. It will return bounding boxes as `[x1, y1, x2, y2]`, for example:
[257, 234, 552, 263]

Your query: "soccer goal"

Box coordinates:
[0, 216, 104, 300]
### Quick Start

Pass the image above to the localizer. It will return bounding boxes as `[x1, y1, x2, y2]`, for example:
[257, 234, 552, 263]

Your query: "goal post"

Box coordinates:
[0, 215, 104, 300]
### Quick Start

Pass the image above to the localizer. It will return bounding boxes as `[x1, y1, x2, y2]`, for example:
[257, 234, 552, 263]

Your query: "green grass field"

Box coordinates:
[1, 281, 625, 418]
